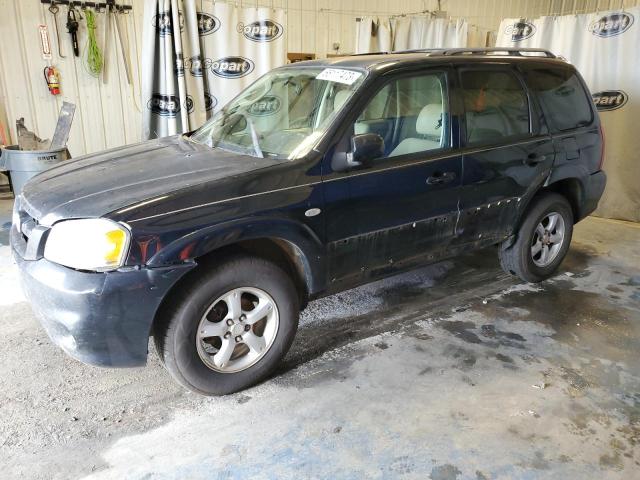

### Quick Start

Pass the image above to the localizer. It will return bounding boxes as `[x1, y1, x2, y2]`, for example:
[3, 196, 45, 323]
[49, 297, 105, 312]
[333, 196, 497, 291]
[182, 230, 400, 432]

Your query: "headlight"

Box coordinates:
[44, 219, 131, 271]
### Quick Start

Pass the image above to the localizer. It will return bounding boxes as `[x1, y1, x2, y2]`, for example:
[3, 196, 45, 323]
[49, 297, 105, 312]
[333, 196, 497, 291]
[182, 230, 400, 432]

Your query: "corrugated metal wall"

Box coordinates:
[0, 0, 145, 157]
[1, 0, 639, 156]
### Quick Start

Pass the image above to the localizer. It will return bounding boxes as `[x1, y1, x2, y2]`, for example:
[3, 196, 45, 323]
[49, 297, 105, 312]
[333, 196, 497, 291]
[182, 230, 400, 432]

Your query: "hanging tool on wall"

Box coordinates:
[114, 7, 132, 85]
[48, 1, 66, 58]
[66, 4, 80, 57]
[84, 9, 103, 77]
[102, 1, 112, 84]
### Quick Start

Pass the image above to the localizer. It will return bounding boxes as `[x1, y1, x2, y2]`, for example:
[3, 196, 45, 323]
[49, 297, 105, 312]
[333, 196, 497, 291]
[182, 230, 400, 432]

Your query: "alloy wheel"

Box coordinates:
[196, 287, 279, 373]
[531, 212, 565, 267]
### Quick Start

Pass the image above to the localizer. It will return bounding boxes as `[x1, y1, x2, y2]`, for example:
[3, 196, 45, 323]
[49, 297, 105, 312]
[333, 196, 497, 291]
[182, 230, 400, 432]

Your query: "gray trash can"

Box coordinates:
[0, 145, 70, 195]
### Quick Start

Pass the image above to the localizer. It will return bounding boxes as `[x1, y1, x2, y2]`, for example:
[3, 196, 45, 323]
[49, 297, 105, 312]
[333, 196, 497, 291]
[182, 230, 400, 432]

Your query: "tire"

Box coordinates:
[498, 193, 574, 283]
[154, 255, 299, 395]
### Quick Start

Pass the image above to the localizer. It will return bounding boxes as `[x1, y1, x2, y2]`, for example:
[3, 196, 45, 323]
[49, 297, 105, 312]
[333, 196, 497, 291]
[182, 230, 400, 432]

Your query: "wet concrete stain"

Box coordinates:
[374, 341, 389, 350]
[443, 345, 477, 370]
[438, 320, 528, 357]
[622, 276, 640, 286]
[410, 332, 434, 341]
[528, 451, 551, 470]
[429, 463, 462, 480]
[439, 321, 482, 344]
[561, 367, 592, 395]
[480, 324, 526, 342]
[489, 284, 640, 360]
[387, 455, 415, 474]
[494, 352, 515, 364]
[600, 450, 624, 470]
[419, 366, 434, 376]
[278, 249, 521, 377]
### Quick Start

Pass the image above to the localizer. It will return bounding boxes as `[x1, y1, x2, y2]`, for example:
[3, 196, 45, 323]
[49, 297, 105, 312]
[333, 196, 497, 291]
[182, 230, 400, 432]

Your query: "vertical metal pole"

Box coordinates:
[103, 3, 111, 83]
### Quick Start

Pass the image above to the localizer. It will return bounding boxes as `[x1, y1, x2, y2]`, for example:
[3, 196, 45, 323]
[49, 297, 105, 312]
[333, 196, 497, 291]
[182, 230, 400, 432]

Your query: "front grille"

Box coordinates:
[13, 197, 49, 260]
[20, 215, 36, 240]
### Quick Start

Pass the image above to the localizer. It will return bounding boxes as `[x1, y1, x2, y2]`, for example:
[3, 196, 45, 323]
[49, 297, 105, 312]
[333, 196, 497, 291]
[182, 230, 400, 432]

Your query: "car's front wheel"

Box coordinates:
[498, 193, 574, 283]
[154, 255, 299, 395]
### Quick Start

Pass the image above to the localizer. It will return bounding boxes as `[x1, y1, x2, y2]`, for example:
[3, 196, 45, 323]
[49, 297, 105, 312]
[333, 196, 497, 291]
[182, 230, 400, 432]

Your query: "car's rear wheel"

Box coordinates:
[154, 255, 299, 395]
[498, 193, 574, 283]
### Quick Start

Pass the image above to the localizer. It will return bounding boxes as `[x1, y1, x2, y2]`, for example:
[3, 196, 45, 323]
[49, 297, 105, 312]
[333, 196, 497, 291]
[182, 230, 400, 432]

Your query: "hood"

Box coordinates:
[21, 135, 281, 226]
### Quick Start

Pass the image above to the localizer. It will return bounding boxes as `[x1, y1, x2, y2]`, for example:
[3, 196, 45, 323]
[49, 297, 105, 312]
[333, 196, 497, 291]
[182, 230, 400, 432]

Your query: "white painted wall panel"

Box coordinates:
[2, 0, 638, 156]
[0, 0, 146, 156]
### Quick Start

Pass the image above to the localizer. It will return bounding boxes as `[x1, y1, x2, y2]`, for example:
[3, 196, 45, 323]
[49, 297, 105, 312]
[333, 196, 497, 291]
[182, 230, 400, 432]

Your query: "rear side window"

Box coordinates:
[524, 67, 593, 132]
[460, 70, 531, 146]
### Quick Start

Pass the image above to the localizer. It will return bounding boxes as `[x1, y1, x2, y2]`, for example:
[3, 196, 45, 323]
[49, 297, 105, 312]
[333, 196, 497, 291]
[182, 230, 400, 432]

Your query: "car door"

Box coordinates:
[322, 69, 463, 289]
[454, 65, 555, 247]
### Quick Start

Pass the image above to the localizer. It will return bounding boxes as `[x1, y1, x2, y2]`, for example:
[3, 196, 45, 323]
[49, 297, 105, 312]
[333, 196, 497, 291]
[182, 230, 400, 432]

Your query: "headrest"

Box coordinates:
[334, 90, 351, 111]
[416, 104, 443, 137]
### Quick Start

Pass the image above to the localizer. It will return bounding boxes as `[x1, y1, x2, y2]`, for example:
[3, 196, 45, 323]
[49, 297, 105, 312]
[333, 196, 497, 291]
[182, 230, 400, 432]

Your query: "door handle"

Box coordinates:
[426, 171, 456, 185]
[524, 153, 546, 166]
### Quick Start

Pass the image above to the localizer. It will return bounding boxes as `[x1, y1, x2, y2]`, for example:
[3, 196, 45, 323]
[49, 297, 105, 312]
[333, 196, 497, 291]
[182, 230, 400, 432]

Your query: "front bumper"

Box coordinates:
[11, 225, 194, 367]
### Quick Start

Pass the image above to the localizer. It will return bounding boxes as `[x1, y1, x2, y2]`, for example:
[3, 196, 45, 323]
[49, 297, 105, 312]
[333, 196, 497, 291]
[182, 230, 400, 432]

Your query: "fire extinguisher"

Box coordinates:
[44, 66, 61, 95]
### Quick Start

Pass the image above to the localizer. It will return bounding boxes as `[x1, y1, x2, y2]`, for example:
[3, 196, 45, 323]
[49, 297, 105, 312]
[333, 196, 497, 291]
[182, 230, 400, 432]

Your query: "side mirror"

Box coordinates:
[348, 133, 385, 167]
[331, 133, 385, 172]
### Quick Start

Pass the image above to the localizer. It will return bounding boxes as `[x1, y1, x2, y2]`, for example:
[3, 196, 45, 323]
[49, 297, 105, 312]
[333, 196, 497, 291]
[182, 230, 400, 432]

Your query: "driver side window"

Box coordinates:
[353, 72, 449, 158]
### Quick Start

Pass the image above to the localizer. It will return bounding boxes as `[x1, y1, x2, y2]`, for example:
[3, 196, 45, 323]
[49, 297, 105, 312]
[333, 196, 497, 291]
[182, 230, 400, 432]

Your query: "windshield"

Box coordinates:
[190, 67, 366, 159]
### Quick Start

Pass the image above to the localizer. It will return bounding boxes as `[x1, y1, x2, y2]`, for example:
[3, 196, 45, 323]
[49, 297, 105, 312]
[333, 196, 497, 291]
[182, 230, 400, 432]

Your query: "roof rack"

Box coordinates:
[391, 47, 558, 58]
[347, 48, 565, 61]
[438, 48, 558, 58]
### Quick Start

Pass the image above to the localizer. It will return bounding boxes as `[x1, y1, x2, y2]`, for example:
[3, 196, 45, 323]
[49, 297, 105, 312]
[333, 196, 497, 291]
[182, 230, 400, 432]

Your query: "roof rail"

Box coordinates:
[392, 48, 443, 54]
[438, 48, 558, 58]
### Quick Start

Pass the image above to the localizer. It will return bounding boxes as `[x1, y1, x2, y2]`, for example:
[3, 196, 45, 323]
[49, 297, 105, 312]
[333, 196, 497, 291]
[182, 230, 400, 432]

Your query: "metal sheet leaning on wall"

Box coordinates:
[497, 8, 640, 223]
[141, 0, 287, 139]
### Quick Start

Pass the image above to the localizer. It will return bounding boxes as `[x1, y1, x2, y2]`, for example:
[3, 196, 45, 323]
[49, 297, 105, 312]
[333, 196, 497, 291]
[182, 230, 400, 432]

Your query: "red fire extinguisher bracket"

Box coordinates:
[44, 66, 61, 95]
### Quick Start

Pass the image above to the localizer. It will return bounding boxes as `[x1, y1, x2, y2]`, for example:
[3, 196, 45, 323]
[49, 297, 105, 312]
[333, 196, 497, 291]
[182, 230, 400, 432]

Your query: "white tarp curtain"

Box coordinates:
[497, 8, 640, 222]
[142, 0, 286, 139]
[355, 16, 468, 54]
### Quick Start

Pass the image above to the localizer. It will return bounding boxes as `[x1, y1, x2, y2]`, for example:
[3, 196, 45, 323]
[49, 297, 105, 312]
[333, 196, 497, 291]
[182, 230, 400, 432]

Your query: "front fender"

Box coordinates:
[145, 216, 326, 295]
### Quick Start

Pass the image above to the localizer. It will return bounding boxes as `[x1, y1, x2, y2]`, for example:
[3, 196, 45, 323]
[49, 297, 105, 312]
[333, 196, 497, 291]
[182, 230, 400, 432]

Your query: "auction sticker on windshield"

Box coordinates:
[316, 68, 362, 85]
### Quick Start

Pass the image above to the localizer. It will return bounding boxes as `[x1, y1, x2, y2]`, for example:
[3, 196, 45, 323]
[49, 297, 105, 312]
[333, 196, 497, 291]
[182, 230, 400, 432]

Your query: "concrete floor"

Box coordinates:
[0, 190, 639, 480]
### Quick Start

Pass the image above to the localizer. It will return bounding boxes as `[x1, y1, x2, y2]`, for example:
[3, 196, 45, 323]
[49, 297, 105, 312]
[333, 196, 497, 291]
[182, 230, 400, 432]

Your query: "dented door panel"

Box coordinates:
[455, 138, 554, 245]
[324, 153, 462, 289]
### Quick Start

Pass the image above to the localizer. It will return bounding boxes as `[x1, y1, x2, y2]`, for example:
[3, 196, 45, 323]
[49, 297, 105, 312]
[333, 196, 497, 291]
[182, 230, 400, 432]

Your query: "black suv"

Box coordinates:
[11, 48, 606, 395]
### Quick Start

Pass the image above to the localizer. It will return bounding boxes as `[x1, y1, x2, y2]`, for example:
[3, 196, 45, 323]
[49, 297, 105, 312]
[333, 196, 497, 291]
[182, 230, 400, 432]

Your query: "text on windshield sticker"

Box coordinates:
[316, 68, 362, 85]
